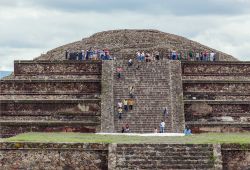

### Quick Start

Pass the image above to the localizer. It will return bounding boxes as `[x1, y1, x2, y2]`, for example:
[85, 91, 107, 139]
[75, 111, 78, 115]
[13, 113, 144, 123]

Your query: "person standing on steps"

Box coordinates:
[141, 51, 145, 61]
[163, 107, 168, 119]
[118, 107, 123, 119]
[128, 58, 133, 66]
[123, 99, 128, 112]
[128, 99, 134, 110]
[117, 100, 123, 109]
[65, 50, 69, 60]
[129, 86, 134, 98]
[155, 51, 160, 60]
[121, 126, 125, 133]
[116, 67, 123, 79]
[136, 51, 141, 61]
[160, 120, 165, 133]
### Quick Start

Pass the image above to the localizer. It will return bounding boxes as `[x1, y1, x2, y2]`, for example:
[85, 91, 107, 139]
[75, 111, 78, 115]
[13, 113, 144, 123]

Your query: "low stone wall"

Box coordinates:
[0, 143, 109, 170]
[1, 142, 249, 170]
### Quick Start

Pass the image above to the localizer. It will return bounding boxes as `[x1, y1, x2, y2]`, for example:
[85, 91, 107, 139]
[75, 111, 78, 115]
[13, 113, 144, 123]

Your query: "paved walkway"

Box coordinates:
[96, 133, 185, 136]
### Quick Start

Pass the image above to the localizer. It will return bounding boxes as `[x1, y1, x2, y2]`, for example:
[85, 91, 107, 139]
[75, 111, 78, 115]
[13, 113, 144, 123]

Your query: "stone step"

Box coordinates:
[0, 120, 100, 126]
[1, 115, 100, 122]
[183, 80, 250, 83]
[182, 76, 250, 82]
[184, 100, 250, 104]
[0, 94, 101, 100]
[14, 60, 102, 75]
[0, 80, 101, 94]
[1, 111, 100, 116]
[186, 121, 250, 125]
[116, 163, 214, 169]
[0, 99, 100, 103]
[2, 74, 101, 80]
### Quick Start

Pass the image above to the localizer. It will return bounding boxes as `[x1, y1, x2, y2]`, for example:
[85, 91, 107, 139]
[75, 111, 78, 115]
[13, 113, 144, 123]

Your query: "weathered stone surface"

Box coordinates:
[36, 29, 237, 61]
[0, 143, 108, 170]
[182, 61, 250, 132]
[1, 142, 249, 170]
[182, 61, 250, 75]
[14, 60, 102, 75]
[221, 144, 250, 170]
[114, 144, 217, 169]
[0, 80, 101, 94]
[101, 60, 115, 132]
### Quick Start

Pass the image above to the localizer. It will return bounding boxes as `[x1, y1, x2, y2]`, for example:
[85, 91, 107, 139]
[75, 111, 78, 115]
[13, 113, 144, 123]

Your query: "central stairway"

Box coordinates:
[113, 60, 184, 133]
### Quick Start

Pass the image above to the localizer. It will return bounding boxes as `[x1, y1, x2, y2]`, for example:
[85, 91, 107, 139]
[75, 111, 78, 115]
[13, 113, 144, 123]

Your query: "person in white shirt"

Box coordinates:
[117, 101, 123, 108]
[160, 120, 165, 133]
[128, 59, 133, 66]
[210, 51, 215, 61]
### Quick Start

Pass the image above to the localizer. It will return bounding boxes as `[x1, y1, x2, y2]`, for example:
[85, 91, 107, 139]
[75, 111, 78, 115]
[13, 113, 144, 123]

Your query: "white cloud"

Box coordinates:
[0, 2, 250, 71]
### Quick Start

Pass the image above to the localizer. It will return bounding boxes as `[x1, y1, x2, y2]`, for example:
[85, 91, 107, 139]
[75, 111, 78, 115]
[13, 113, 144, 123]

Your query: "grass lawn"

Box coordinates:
[2, 132, 250, 144]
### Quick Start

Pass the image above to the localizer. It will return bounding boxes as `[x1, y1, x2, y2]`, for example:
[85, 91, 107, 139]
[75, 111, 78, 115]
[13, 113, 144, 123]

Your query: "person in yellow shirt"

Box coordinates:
[123, 99, 128, 112]
[118, 108, 123, 119]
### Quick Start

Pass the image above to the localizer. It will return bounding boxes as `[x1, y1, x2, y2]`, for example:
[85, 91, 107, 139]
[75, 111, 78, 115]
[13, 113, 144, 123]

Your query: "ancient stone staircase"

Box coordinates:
[113, 60, 184, 133]
[182, 61, 250, 132]
[115, 144, 218, 169]
[0, 60, 102, 137]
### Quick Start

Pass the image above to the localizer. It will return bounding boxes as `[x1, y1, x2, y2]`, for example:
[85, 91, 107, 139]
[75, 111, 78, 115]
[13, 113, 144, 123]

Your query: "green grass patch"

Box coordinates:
[2, 132, 250, 144]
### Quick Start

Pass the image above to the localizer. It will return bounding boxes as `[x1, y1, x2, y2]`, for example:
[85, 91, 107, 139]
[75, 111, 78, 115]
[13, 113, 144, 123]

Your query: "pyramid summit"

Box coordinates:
[37, 29, 237, 61]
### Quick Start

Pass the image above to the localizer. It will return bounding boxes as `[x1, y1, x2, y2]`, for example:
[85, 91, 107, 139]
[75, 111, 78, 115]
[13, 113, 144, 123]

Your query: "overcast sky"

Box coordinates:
[0, 0, 250, 70]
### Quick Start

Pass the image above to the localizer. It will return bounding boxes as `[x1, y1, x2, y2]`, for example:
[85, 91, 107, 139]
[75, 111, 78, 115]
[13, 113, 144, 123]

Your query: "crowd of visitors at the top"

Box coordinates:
[65, 48, 112, 60]
[65, 48, 217, 62]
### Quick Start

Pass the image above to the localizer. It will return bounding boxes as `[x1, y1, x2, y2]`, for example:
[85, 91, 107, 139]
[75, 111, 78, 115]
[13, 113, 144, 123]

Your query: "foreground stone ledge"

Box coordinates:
[0, 142, 109, 150]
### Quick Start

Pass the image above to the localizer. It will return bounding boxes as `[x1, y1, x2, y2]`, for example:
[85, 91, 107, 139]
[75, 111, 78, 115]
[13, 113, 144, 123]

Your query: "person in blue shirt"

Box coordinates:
[184, 126, 192, 135]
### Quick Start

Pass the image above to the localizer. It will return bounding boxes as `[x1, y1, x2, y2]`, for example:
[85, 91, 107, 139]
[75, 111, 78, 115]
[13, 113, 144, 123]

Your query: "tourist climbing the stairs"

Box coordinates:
[129, 86, 134, 98]
[116, 67, 123, 79]
[123, 99, 128, 112]
[128, 99, 135, 110]
[128, 58, 133, 66]
[118, 107, 123, 119]
[117, 100, 123, 109]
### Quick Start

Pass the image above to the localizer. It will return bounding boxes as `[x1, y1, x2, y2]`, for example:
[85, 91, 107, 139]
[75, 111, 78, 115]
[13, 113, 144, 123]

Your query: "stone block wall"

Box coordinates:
[0, 80, 101, 94]
[101, 60, 115, 132]
[182, 61, 250, 132]
[221, 144, 250, 170]
[0, 143, 109, 170]
[14, 60, 102, 75]
[113, 60, 185, 133]
[0, 60, 102, 137]
[2, 142, 249, 170]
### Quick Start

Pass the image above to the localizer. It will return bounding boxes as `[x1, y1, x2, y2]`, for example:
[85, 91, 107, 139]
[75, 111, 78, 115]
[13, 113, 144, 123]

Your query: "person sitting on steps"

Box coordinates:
[125, 123, 130, 132]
